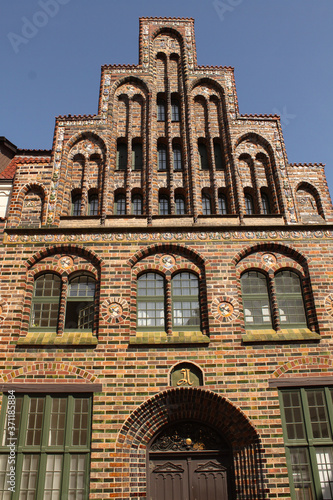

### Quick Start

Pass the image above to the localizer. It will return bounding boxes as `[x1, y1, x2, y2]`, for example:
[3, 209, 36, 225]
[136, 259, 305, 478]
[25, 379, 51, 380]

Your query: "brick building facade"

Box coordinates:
[0, 16, 332, 499]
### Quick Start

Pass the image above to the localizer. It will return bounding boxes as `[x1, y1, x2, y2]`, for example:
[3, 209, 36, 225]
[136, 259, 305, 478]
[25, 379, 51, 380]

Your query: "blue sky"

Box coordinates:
[1, 0, 332, 195]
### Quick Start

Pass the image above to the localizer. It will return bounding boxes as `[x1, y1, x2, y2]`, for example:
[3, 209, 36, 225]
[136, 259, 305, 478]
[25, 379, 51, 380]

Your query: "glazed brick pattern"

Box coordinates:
[1, 17, 333, 500]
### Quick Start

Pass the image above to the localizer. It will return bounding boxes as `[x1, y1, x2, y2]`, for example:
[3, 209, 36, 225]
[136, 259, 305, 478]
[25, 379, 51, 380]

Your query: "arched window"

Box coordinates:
[241, 269, 307, 331]
[137, 272, 201, 332]
[172, 272, 200, 329]
[261, 193, 270, 215]
[275, 271, 307, 328]
[245, 193, 254, 215]
[132, 143, 143, 170]
[218, 193, 227, 215]
[175, 195, 186, 215]
[173, 145, 182, 171]
[202, 193, 212, 215]
[132, 194, 143, 215]
[157, 99, 166, 121]
[31, 274, 61, 330]
[171, 99, 180, 122]
[241, 271, 272, 328]
[116, 142, 127, 170]
[198, 143, 209, 170]
[65, 275, 96, 330]
[115, 193, 126, 215]
[158, 145, 167, 171]
[88, 194, 98, 216]
[71, 193, 82, 216]
[137, 273, 165, 329]
[159, 195, 170, 215]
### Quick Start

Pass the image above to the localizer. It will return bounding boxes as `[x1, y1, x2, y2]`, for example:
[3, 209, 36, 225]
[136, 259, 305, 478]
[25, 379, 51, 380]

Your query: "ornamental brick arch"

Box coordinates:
[128, 242, 207, 268]
[1, 362, 98, 384]
[295, 180, 325, 221]
[232, 241, 309, 268]
[64, 131, 107, 157]
[272, 356, 333, 379]
[25, 244, 104, 269]
[116, 387, 265, 499]
[12, 182, 48, 227]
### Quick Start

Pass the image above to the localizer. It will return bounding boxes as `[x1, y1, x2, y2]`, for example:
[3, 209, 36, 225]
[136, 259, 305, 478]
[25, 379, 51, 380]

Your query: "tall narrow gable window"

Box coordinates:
[116, 143, 127, 170]
[158, 145, 167, 171]
[173, 145, 182, 171]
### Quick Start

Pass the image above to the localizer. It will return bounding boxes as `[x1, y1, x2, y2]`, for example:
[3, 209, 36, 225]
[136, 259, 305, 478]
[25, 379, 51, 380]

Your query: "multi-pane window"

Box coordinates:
[159, 195, 170, 215]
[241, 270, 307, 330]
[280, 387, 333, 500]
[30, 273, 97, 333]
[261, 192, 270, 214]
[72, 194, 82, 216]
[137, 273, 165, 329]
[202, 193, 212, 215]
[245, 193, 254, 215]
[173, 145, 182, 171]
[157, 99, 166, 121]
[0, 394, 91, 499]
[198, 143, 209, 170]
[65, 275, 96, 330]
[158, 145, 167, 171]
[137, 272, 201, 331]
[88, 194, 98, 216]
[132, 194, 143, 215]
[116, 143, 127, 170]
[31, 274, 61, 330]
[241, 271, 272, 328]
[175, 195, 186, 215]
[132, 143, 143, 170]
[275, 271, 307, 328]
[218, 193, 227, 215]
[115, 193, 126, 215]
[171, 100, 180, 122]
[172, 273, 200, 329]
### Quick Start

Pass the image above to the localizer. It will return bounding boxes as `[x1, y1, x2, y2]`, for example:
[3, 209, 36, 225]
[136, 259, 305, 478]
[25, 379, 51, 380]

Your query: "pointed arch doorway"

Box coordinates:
[148, 421, 235, 500]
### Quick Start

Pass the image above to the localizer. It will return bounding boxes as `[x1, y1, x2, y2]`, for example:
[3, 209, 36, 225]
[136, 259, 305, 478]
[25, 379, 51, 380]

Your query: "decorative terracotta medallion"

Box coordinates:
[160, 255, 175, 269]
[261, 253, 276, 267]
[59, 255, 74, 270]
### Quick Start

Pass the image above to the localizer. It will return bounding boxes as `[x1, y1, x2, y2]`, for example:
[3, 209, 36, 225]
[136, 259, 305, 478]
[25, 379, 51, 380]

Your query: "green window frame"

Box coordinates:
[241, 271, 273, 329]
[202, 193, 212, 215]
[137, 273, 165, 331]
[275, 271, 307, 329]
[0, 393, 91, 499]
[279, 387, 333, 500]
[172, 272, 200, 330]
[30, 274, 61, 331]
[158, 145, 167, 171]
[132, 194, 143, 215]
[115, 193, 126, 215]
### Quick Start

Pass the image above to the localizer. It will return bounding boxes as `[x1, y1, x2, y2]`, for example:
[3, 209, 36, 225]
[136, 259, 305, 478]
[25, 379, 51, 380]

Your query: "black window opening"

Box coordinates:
[158, 146, 167, 171]
[64, 275, 96, 331]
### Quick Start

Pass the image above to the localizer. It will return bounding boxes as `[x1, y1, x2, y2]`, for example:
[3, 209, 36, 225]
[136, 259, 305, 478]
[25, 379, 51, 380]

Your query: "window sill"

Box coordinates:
[130, 331, 209, 345]
[17, 331, 98, 346]
[242, 328, 320, 343]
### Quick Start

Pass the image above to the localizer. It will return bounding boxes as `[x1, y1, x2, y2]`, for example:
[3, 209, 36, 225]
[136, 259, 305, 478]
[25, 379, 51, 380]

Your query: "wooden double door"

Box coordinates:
[149, 453, 232, 500]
